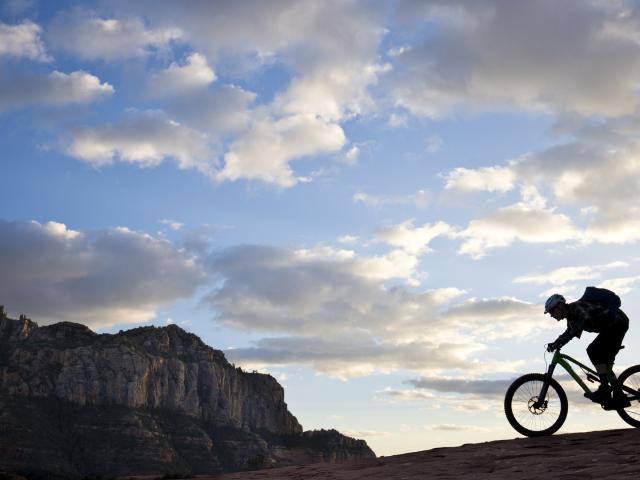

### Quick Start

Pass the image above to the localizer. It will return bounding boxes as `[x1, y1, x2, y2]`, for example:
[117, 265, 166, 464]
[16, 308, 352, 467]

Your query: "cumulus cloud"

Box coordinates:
[442, 113, 640, 247]
[444, 166, 516, 193]
[0, 219, 202, 327]
[218, 114, 346, 187]
[457, 188, 581, 258]
[48, 9, 181, 60]
[67, 110, 215, 174]
[107, 0, 387, 186]
[206, 244, 439, 336]
[0, 21, 49, 61]
[0, 70, 113, 111]
[375, 220, 453, 255]
[147, 52, 216, 96]
[392, 0, 640, 117]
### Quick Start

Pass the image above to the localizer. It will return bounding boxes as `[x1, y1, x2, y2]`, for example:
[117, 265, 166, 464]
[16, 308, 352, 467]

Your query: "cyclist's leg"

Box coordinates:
[609, 314, 630, 405]
[587, 317, 629, 404]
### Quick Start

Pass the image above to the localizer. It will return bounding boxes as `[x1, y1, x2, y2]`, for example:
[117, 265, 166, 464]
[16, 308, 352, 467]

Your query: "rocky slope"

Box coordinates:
[0, 308, 374, 478]
[213, 428, 640, 480]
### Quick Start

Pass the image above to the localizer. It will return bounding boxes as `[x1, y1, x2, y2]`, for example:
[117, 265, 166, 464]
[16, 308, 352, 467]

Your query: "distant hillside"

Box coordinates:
[214, 428, 640, 480]
[0, 308, 374, 479]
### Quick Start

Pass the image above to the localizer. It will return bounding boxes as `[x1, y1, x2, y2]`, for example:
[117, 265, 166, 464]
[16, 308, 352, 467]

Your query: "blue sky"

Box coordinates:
[3, 0, 640, 455]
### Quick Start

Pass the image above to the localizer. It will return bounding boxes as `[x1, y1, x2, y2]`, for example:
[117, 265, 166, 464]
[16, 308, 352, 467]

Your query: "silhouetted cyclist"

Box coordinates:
[545, 287, 631, 409]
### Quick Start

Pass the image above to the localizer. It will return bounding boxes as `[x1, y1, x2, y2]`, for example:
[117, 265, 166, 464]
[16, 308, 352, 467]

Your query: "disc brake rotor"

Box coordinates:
[528, 396, 547, 414]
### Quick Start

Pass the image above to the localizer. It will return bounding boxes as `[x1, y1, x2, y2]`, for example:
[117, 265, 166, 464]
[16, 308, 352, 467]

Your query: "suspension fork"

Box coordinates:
[533, 361, 557, 409]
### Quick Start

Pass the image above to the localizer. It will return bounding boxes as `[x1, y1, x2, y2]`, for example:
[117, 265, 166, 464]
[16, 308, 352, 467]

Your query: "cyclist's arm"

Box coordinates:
[555, 318, 585, 347]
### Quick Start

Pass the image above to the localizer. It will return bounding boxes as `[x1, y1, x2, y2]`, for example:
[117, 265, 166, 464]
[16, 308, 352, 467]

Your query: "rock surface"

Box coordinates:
[209, 428, 640, 479]
[0, 312, 374, 478]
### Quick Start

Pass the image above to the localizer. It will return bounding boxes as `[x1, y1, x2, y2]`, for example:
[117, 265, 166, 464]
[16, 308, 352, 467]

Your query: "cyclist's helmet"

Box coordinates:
[544, 294, 566, 314]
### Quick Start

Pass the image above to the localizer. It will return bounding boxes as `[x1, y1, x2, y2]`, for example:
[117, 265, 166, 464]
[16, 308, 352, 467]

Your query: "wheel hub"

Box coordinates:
[528, 396, 547, 414]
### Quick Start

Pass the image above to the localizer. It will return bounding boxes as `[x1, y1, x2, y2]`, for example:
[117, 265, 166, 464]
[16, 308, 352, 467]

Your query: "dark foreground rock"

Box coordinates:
[210, 428, 640, 480]
[0, 311, 374, 478]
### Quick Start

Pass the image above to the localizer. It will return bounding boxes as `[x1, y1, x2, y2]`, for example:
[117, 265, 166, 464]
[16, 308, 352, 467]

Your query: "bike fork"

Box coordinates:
[534, 363, 557, 409]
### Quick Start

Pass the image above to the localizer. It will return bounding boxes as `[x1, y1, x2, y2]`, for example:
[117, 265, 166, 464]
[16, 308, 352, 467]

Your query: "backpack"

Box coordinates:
[579, 286, 621, 313]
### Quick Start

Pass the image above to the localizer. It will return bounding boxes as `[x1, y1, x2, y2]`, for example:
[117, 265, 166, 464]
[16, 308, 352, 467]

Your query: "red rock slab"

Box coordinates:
[198, 428, 640, 480]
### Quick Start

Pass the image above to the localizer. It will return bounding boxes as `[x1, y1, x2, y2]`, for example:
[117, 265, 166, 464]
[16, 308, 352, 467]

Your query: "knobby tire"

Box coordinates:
[615, 364, 640, 428]
[504, 373, 568, 437]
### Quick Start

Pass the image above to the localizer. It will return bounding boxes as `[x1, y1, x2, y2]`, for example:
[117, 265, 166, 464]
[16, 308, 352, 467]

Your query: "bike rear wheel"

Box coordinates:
[615, 364, 640, 427]
[504, 373, 568, 437]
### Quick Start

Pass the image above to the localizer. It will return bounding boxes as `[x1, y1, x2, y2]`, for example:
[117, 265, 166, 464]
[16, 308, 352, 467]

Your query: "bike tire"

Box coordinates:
[615, 364, 640, 428]
[504, 373, 568, 437]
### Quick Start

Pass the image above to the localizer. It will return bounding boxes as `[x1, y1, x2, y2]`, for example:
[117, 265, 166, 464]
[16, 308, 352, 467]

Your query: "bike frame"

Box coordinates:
[535, 350, 640, 408]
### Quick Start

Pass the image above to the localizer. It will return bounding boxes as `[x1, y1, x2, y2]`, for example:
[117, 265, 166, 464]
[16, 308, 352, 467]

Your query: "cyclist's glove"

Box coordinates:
[547, 341, 561, 352]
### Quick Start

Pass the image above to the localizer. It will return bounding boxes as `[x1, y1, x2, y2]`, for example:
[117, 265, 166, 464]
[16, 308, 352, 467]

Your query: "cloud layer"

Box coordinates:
[392, 0, 640, 117]
[0, 220, 202, 327]
[68, 110, 214, 174]
[0, 70, 113, 111]
[207, 243, 543, 377]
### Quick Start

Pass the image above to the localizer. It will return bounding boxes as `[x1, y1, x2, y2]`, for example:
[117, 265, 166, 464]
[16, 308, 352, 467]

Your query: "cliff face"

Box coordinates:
[0, 311, 375, 477]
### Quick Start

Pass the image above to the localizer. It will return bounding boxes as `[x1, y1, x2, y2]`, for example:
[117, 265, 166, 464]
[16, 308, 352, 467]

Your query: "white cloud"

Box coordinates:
[599, 276, 640, 295]
[0, 70, 113, 111]
[159, 219, 184, 231]
[67, 110, 214, 175]
[275, 62, 391, 122]
[107, 1, 388, 186]
[218, 114, 346, 187]
[444, 166, 516, 193]
[0, 219, 202, 327]
[148, 53, 216, 96]
[0, 21, 49, 61]
[444, 115, 640, 246]
[337, 235, 359, 244]
[48, 9, 181, 60]
[392, 0, 640, 117]
[375, 220, 452, 255]
[514, 262, 628, 286]
[457, 190, 581, 258]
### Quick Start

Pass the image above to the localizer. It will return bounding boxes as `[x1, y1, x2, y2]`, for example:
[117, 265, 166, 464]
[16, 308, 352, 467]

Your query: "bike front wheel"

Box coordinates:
[615, 364, 640, 427]
[504, 373, 568, 437]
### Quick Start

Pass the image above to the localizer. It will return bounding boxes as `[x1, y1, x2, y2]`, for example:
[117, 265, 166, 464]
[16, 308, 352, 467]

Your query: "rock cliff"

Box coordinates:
[0, 309, 374, 478]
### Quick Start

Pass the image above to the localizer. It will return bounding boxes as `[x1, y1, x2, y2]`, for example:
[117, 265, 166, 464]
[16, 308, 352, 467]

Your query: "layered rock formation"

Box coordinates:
[0, 309, 374, 478]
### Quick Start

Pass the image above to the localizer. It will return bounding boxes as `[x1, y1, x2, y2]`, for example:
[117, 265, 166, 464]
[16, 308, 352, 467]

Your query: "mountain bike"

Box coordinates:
[504, 346, 640, 436]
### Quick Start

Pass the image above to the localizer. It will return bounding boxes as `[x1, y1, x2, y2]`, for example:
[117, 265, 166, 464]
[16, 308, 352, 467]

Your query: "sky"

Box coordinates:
[2, 0, 640, 456]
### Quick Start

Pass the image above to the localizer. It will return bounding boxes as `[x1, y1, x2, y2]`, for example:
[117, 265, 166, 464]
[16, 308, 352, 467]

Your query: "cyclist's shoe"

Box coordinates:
[584, 384, 611, 404]
[605, 389, 632, 410]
